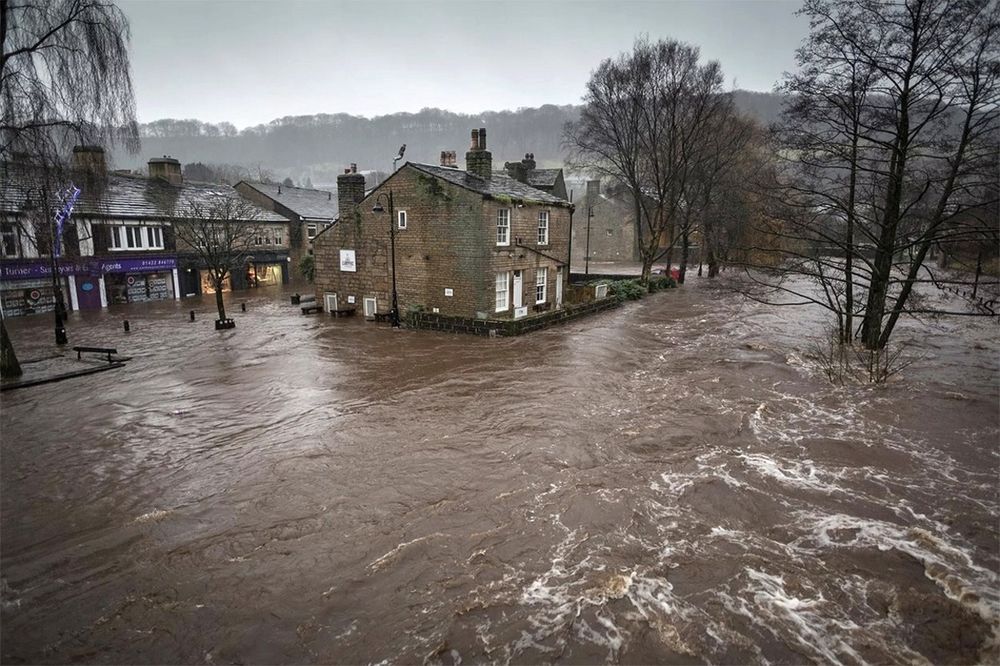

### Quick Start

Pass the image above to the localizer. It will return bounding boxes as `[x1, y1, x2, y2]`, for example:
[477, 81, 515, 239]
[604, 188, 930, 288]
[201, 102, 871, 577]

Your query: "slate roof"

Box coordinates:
[406, 163, 572, 207]
[237, 181, 338, 220]
[525, 169, 562, 189]
[0, 165, 286, 223]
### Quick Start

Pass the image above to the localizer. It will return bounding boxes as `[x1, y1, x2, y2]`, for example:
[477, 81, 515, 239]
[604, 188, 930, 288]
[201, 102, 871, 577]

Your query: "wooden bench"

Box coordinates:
[301, 304, 323, 315]
[73, 346, 117, 363]
[330, 307, 356, 318]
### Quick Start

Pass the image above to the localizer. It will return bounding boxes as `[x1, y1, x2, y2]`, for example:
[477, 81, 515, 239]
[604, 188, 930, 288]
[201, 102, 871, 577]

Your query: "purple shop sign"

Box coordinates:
[1, 256, 177, 281]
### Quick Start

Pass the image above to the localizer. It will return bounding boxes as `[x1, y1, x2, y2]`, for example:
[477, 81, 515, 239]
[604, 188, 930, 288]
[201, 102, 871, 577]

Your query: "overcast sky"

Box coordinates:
[118, 0, 808, 129]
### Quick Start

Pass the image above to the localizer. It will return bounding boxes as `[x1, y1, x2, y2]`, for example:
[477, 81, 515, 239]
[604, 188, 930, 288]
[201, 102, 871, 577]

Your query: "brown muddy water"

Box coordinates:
[1, 280, 997, 664]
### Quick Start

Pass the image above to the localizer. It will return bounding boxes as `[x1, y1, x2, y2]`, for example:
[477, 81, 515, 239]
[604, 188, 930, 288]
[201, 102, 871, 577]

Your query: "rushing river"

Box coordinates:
[1, 278, 997, 664]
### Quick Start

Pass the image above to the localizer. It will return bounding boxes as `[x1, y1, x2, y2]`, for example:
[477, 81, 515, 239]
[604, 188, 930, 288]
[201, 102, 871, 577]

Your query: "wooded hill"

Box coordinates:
[114, 91, 784, 187]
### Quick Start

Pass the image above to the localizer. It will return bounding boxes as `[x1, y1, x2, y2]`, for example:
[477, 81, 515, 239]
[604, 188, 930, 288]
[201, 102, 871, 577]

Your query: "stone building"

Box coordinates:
[571, 179, 638, 267]
[233, 180, 337, 274]
[313, 128, 574, 321]
[0, 147, 287, 317]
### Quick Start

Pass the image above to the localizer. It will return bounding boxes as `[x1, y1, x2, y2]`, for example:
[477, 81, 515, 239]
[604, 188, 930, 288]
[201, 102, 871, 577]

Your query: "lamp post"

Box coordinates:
[23, 191, 68, 345]
[371, 190, 400, 327]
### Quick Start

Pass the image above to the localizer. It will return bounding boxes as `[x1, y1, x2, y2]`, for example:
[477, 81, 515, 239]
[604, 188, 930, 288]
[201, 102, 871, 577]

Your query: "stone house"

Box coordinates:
[571, 179, 638, 267]
[313, 128, 574, 321]
[233, 180, 337, 274]
[0, 148, 287, 316]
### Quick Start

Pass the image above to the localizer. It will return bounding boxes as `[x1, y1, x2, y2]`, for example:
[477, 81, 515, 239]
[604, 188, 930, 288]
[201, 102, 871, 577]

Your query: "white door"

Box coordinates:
[325, 293, 338, 312]
[513, 270, 523, 309]
[556, 267, 563, 308]
[363, 297, 377, 318]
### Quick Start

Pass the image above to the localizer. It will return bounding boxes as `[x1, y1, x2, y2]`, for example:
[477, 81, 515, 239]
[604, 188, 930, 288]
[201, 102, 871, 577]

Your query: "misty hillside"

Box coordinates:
[115, 90, 784, 187]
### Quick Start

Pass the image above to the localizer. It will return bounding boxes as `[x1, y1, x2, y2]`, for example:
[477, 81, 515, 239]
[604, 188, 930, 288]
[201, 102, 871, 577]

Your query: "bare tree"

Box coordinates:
[1, 0, 139, 376]
[565, 37, 737, 282]
[170, 196, 266, 329]
[743, 0, 998, 355]
[1, 0, 139, 161]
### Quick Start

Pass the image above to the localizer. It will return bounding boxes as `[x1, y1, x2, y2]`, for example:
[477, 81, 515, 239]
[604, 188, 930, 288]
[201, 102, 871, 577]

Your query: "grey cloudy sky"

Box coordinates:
[119, 0, 808, 129]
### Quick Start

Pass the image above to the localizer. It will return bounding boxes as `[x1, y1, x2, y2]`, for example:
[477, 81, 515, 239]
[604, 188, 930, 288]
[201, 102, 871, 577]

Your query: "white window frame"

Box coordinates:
[363, 297, 377, 318]
[495, 271, 510, 312]
[535, 267, 547, 304]
[307, 223, 317, 240]
[537, 211, 549, 245]
[397, 210, 407, 230]
[496, 209, 510, 246]
[109, 224, 164, 251]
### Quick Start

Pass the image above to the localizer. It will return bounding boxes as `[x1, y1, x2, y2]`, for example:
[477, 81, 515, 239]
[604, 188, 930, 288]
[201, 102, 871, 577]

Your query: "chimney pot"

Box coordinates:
[470, 129, 479, 151]
[350, 163, 357, 173]
[479, 127, 487, 150]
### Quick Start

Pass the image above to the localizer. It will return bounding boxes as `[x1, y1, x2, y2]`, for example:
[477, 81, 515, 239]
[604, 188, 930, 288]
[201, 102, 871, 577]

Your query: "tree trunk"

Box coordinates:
[1, 316, 22, 379]
[707, 247, 719, 277]
[678, 227, 690, 284]
[973, 247, 983, 299]
[215, 283, 227, 322]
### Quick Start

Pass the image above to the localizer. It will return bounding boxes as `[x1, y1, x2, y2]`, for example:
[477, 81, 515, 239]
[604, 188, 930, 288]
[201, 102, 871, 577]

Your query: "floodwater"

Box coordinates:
[1, 279, 997, 664]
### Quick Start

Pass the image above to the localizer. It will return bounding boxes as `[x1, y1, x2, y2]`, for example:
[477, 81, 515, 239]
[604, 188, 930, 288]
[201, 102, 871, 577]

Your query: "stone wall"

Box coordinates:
[406, 296, 620, 336]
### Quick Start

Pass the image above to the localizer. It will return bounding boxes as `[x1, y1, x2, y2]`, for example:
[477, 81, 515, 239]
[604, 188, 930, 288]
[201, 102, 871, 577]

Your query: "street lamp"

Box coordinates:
[371, 190, 400, 327]
[23, 191, 68, 345]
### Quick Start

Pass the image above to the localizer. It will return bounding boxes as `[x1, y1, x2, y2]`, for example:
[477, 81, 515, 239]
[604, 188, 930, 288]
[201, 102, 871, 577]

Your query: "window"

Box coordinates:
[536, 267, 547, 304]
[146, 226, 163, 249]
[537, 211, 549, 245]
[495, 271, 509, 311]
[307, 224, 317, 240]
[274, 232, 283, 246]
[397, 210, 407, 230]
[1, 224, 19, 257]
[125, 226, 143, 249]
[496, 209, 510, 246]
[110, 224, 165, 251]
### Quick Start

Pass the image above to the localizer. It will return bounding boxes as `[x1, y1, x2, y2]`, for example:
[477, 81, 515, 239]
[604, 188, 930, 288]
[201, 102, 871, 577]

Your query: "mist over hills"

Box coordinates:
[116, 90, 784, 188]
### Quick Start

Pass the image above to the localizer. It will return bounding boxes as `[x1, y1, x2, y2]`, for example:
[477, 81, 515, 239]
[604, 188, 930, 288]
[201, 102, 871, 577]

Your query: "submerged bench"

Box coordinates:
[73, 346, 117, 363]
[301, 304, 323, 315]
[330, 307, 356, 318]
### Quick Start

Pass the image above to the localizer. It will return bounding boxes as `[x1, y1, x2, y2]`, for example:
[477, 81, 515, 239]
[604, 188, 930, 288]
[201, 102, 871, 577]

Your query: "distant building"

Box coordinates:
[233, 180, 337, 274]
[502, 153, 568, 201]
[0, 147, 287, 317]
[572, 180, 637, 266]
[313, 128, 574, 321]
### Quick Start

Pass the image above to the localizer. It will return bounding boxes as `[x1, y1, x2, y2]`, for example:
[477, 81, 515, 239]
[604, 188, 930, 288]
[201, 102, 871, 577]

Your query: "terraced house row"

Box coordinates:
[0, 147, 330, 317]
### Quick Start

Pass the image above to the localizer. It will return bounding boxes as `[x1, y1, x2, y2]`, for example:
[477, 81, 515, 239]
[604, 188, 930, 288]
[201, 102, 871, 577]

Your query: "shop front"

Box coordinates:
[96, 256, 179, 307]
[0, 256, 180, 316]
[1, 261, 72, 317]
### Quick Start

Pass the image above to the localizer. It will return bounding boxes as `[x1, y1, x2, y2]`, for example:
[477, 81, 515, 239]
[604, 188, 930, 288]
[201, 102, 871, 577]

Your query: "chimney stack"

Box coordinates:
[72, 145, 107, 175]
[440, 151, 457, 168]
[465, 127, 493, 179]
[337, 162, 366, 219]
[148, 155, 182, 186]
[522, 152, 536, 171]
